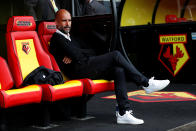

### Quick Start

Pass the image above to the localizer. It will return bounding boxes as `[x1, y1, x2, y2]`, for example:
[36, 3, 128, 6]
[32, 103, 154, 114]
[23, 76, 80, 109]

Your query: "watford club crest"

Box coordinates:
[158, 34, 190, 76]
[22, 42, 31, 54]
[102, 90, 196, 103]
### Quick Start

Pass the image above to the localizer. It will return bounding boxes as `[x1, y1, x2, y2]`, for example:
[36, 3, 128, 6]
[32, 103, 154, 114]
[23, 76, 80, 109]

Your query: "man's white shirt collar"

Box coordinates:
[56, 29, 71, 41]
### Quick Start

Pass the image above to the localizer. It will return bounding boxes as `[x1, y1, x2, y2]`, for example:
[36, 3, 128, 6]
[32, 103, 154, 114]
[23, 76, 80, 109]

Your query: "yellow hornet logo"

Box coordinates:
[22, 42, 31, 54]
[158, 34, 190, 76]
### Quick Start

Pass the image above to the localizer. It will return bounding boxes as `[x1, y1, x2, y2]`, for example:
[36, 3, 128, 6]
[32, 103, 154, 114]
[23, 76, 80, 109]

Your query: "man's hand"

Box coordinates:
[62, 56, 72, 64]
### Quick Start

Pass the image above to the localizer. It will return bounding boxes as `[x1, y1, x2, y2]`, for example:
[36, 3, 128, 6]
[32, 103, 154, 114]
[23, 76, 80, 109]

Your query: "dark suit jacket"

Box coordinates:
[24, 0, 61, 21]
[76, 0, 108, 16]
[85, 0, 108, 15]
[49, 32, 96, 78]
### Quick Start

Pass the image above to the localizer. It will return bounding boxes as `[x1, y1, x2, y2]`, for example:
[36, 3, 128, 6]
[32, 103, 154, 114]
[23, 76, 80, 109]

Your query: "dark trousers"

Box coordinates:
[76, 51, 149, 114]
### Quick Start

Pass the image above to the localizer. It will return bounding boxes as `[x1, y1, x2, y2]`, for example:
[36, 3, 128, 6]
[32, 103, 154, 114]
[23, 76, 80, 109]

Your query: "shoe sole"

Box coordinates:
[117, 121, 144, 125]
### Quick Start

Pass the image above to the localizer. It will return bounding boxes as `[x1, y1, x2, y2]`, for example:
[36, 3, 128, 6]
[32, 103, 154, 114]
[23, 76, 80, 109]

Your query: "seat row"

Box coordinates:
[0, 16, 114, 129]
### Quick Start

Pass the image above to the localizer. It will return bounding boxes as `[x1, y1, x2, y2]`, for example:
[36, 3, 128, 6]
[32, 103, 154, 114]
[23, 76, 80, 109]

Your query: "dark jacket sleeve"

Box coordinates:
[49, 33, 88, 63]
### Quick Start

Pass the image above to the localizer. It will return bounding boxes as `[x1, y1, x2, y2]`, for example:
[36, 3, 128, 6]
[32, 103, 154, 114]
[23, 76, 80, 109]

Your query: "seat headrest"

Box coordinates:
[165, 15, 178, 23]
[38, 22, 56, 35]
[7, 16, 36, 32]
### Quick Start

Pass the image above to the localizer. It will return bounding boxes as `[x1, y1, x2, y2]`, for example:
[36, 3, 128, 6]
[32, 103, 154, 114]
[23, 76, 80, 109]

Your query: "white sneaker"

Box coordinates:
[117, 110, 144, 125]
[143, 77, 170, 94]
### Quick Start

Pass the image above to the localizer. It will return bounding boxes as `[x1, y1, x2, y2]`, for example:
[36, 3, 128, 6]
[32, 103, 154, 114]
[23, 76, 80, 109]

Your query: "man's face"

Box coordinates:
[56, 12, 72, 34]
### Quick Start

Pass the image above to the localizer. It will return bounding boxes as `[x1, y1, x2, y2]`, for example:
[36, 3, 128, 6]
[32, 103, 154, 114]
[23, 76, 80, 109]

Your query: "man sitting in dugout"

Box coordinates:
[49, 9, 170, 125]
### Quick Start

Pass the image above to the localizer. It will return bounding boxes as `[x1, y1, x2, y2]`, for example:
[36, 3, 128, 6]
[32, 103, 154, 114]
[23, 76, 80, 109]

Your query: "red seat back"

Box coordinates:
[6, 16, 54, 87]
[38, 22, 60, 71]
[165, 14, 178, 23]
[0, 57, 14, 90]
[38, 22, 56, 53]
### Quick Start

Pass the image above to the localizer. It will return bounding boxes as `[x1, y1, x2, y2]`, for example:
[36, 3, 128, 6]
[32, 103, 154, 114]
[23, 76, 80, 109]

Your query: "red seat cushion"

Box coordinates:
[41, 80, 83, 101]
[82, 79, 114, 94]
[0, 56, 42, 108]
[0, 85, 42, 108]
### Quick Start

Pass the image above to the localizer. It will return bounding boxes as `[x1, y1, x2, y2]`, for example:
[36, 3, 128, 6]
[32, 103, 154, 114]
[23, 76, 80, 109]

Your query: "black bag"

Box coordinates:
[22, 66, 65, 86]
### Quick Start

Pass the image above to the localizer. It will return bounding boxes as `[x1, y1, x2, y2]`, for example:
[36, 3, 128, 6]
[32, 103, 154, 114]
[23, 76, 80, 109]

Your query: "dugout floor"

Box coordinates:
[6, 83, 196, 131]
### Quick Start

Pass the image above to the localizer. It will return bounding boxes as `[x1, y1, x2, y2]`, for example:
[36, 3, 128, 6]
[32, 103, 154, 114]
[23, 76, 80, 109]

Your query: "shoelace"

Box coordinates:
[116, 110, 134, 117]
[127, 110, 133, 115]
[150, 76, 155, 80]
[148, 76, 155, 85]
